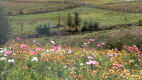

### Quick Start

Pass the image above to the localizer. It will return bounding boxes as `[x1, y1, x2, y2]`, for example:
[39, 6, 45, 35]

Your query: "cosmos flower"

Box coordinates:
[107, 54, 113, 57]
[36, 48, 41, 52]
[8, 59, 14, 63]
[32, 51, 38, 56]
[113, 63, 123, 68]
[50, 41, 55, 44]
[16, 37, 21, 41]
[86, 60, 98, 65]
[53, 46, 61, 51]
[67, 49, 72, 54]
[88, 56, 93, 60]
[31, 57, 38, 61]
[6, 51, 12, 55]
[0, 57, 6, 61]
[20, 44, 26, 49]
[80, 63, 84, 66]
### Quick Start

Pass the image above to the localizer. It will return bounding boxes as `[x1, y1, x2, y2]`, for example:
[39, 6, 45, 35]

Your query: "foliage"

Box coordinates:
[82, 20, 99, 31]
[67, 13, 73, 30]
[0, 7, 11, 45]
[138, 20, 142, 26]
[35, 24, 50, 36]
[74, 12, 81, 31]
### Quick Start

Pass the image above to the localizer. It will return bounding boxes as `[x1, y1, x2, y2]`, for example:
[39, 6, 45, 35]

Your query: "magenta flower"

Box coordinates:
[32, 51, 37, 56]
[86, 60, 98, 65]
[135, 47, 139, 51]
[36, 48, 41, 52]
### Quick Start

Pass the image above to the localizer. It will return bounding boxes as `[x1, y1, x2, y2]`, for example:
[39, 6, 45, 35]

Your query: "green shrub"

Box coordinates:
[74, 12, 81, 31]
[82, 20, 99, 31]
[138, 20, 142, 26]
[67, 13, 73, 30]
[0, 7, 11, 45]
[35, 24, 50, 36]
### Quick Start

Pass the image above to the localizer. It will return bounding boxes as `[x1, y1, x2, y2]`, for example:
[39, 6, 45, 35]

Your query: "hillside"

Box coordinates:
[0, 0, 142, 80]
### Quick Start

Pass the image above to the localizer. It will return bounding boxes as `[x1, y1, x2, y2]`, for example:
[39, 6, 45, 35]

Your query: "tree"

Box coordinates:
[74, 12, 81, 31]
[67, 13, 73, 30]
[0, 7, 11, 45]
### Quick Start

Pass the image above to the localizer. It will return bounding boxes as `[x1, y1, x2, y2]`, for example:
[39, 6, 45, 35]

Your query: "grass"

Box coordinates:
[9, 6, 142, 35]
[23, 25, 142, 49]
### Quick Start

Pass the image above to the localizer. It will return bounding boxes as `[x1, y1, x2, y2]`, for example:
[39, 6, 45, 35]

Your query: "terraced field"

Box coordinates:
[3, 1, 75, 15]
[9, 6, 142, 35]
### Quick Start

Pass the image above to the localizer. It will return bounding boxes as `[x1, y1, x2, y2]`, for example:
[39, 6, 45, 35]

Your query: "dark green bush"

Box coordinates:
[36, 24, 50, 36]
[67, 13, 73, 30]
[0, 7, 11, 45]
[82, 20, 99, 32]
[74, 12, 81, 31]
[138, 20, 142, 26]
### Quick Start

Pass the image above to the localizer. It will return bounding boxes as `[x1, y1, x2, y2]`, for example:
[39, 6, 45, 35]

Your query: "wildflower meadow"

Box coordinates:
[0, 39, 142, 80]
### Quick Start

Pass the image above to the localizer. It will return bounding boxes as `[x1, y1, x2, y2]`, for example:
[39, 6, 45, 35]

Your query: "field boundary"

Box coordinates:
[7, 5, 82, 16]
[7, 1, 142, 16]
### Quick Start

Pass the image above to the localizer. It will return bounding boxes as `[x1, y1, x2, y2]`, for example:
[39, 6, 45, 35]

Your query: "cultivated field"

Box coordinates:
[9, 7, 142, 35]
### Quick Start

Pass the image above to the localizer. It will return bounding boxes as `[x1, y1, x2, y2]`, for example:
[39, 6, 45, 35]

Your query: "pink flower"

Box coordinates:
[113, 63, 122, 68]
[16, 37, 21, 41]
[53, 46, 61, 51]
[97, 44, 101, 47]
[88, 56, 93, 60]
[101, 43, 105, 46]
[86, 60, 98, 65]
[6, 51, 12, 55]
[44, 58, 48, 62]
[32, 51, 37, 56]
[128, 48, 132, 52]
[90, 39, 95, 42]
[20, 44, 26, 49]
[108, 54, 113, 57]
[67, 49, 72, 54]
[36, 48, 41, 52]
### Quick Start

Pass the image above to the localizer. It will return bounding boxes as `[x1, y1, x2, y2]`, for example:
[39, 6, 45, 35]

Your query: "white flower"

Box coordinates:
[67, 49, 72, 54]
[80, 63, 84, 66]
[31, 57, 38, 61]
[8, 59, 14, 63]
[46, 49, 50, 53]
[64, 65, 67, 69]
[0, 48, 7, 54]
[50, 41, 55, 44]
[3, 54, 7, 57]
[0, 57, 6, 61]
